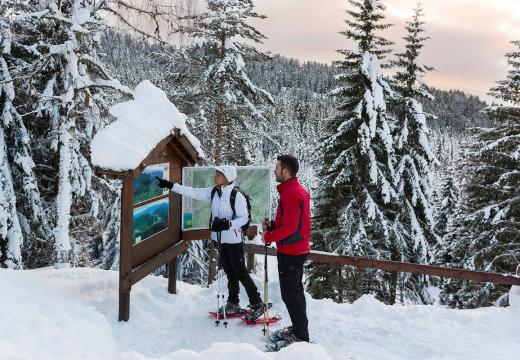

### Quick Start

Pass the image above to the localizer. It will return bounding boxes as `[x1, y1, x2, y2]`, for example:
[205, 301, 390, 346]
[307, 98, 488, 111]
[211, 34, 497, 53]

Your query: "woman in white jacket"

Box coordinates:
[157, 165, 263, 315]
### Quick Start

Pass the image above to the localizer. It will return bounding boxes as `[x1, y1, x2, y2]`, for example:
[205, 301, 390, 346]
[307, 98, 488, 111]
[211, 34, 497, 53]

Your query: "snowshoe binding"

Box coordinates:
[241, 302, 281, 325]
[243, 302, 272, 322]
[208, 302, 247, 320]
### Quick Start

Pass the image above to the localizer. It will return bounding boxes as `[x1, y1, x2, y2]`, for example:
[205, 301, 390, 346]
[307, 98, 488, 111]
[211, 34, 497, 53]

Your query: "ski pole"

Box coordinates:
[218, 230, 228, 328]
[215, 230, 227, 327]
[262, 226, 270, 344]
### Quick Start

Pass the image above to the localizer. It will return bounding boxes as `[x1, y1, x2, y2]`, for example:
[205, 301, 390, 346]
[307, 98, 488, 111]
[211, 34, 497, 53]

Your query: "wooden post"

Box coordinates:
[247, 252, 255, 273]
[119, 177, 134, 321]
[168, 257, 177, 294]
[389, 252, 398, 305]
[208, 241, 217, 285]
[389, 272, 397, 305]
[119, 288, 130, 321]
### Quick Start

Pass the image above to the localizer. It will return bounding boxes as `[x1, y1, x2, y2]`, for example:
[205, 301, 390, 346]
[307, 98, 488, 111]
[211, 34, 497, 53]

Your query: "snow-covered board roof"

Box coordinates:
[91, 80, 204, 172]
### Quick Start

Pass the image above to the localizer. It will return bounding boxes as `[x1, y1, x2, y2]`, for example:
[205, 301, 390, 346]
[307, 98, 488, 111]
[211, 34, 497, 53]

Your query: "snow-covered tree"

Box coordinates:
[259, 89, 328, 193]
[176, 240, 209, 284]
[434, 170, 460, 238]
[15, 1, 130, 267]
[100, 188, 121, 270]
[1, 6, 52, 268]
[440, 40, 520, 308]
[1, 13, 22, 269]
[4, 0, 188, 269]
[307, 0, 402, 303]
[146, 0, 274, 284]
[3, 0, 156, 268]
[161, 0, 273, 165]
[390, 3, 438, 303]
[439, 126, 520, 308]
[488, 40, 520, 109]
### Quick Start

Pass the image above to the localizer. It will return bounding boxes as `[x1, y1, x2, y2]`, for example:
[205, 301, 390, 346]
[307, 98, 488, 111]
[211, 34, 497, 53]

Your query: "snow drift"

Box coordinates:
[0, 266, 519, 360]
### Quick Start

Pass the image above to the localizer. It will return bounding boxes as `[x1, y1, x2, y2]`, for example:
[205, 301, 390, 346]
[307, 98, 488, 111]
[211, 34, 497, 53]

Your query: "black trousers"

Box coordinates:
[219, 242, 261, 306]
[277, 253, 309, 342]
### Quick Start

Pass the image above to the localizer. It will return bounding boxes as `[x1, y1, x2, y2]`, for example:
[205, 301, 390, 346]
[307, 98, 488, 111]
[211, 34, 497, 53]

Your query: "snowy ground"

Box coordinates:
[1, 260, 519, 360]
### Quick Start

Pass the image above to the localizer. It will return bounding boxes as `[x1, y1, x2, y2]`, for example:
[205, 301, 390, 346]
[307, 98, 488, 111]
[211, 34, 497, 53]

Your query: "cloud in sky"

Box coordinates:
[251, 0, 520, 101]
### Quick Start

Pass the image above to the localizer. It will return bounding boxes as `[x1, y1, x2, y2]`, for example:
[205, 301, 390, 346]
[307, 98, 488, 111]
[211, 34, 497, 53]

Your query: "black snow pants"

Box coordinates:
[219, 242, 262, 306]
[277, 252, 309, 342]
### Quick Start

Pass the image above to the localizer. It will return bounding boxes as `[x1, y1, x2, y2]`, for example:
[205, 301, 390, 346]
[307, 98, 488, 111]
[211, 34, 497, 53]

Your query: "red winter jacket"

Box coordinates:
[264, 177, 311, 255]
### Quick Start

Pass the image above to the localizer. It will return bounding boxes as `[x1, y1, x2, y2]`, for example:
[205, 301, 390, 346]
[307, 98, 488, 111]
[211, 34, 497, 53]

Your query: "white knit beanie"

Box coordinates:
[214, 165, 237, 183]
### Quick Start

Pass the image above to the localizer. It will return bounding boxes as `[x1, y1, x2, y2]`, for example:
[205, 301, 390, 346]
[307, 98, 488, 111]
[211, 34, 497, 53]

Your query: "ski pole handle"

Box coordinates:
[262, 218, 273, 233]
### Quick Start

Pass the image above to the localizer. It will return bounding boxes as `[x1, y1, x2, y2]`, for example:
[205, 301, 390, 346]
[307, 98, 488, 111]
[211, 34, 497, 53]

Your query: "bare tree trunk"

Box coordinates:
[214, 33, 226, 165]
[215, 102, 222, 165]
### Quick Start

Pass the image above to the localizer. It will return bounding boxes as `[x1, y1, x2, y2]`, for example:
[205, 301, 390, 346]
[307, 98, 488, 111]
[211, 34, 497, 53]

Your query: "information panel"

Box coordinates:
[132, 163, 170, 244]
[182, 166, 271, 230]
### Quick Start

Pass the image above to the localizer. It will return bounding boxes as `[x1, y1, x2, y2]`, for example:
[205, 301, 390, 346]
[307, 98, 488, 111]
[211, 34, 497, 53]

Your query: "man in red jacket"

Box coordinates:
[263, 155, 311, 345]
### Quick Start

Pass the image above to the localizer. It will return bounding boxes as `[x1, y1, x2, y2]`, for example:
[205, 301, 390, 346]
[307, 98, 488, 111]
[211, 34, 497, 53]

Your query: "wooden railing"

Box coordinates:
[243, 244, 520, 286]
[179, 229, 520, 291]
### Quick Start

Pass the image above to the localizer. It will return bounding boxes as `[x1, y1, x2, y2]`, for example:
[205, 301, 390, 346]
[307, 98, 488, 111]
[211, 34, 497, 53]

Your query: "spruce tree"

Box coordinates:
[308, 0, 401, 303]
[150, 0, 274, 283]
[391, 3, 438, 303]
[434, 170, 460, 238]
[161, 0, 273, 165]
[488, 40, 520, 108]
[441, 40, 520, 308]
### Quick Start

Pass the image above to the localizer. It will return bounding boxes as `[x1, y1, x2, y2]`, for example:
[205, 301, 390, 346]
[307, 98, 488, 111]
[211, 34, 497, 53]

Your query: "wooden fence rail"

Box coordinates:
[244, 244, 520, 286]
[179, 229, 520, 287]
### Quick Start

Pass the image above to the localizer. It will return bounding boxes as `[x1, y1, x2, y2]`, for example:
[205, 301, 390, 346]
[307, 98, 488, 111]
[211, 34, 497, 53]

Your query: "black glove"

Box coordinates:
[211, 218, 231, 232]
[156, 176, 173, 190]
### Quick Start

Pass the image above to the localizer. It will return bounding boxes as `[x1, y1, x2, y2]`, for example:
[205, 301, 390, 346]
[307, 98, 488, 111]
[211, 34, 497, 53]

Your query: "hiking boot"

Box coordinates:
[244, 301, 267, 321]
[249, 301, 264, 310]
[272, 332, 305, 351]
[269, 326, 294, 342]
[218, 302, 242, 316]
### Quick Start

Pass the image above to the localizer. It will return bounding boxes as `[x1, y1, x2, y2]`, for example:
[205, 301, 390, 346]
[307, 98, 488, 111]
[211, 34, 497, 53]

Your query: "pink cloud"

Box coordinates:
[251, 0, 520, 100]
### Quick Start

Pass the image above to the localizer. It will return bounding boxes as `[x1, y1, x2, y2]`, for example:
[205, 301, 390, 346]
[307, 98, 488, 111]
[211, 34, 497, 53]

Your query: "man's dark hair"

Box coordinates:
[277, 155, 299, 177]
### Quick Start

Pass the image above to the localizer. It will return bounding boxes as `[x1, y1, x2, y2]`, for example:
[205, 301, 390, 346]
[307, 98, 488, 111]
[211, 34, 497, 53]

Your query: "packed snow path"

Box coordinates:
[1, 264, 519, 360]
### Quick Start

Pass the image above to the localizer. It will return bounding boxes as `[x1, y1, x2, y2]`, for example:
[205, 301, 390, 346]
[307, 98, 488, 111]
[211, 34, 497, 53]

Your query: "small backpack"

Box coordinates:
[210, 186, 252, 232]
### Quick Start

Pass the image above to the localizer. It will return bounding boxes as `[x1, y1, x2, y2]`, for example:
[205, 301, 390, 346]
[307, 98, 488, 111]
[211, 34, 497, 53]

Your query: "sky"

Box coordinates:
[250, 0, 520, 102]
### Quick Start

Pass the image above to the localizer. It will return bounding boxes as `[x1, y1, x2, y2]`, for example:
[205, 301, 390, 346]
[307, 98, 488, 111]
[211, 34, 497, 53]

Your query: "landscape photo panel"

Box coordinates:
[133, 197, 169, 245]
[133, 163, 169, 204]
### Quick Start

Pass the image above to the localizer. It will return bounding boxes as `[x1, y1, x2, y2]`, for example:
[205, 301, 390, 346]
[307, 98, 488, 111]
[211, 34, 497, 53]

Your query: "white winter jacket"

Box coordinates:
[171, 183, 248, 244]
